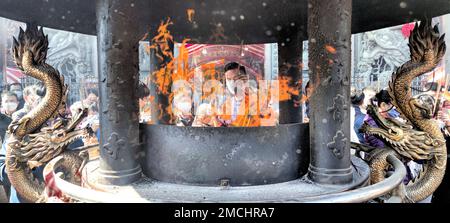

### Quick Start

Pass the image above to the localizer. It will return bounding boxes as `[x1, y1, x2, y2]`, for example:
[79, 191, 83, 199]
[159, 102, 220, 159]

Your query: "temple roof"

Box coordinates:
[1, 0, 449, 43]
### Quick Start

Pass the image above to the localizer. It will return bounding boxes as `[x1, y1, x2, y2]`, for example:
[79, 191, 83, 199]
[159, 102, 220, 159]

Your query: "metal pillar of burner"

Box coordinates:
[307, 0, 353, 184]
[278, 32, 304, 124]
[96, 0, 142, 185]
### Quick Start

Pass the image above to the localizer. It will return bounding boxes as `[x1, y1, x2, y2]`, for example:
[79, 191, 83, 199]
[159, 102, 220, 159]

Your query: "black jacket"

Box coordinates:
[0, 114, 11, 143]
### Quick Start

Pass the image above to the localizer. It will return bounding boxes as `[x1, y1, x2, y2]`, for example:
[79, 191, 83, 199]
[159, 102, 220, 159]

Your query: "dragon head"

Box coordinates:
[15, 108, 94, 168]
[360, 104, 440, 161]
[18, 126, 94, 169]
[360, 104, 404, 143]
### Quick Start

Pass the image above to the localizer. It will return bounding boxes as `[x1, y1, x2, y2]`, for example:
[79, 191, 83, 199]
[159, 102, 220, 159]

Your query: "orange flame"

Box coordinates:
[325, 44, 337, 54]
[145, 18, 285, 127]
[187, 9, 195, 23]
[278, 76, 301, 102]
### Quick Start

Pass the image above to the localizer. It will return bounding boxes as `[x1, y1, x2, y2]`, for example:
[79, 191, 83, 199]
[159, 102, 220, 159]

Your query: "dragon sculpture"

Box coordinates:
[5, 24, 93, 203]
[359, 20, 447, 202]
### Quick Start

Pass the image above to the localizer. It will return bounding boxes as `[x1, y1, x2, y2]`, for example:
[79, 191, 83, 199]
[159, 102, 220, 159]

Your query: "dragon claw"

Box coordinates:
[76, 150, 90, 176]
[403, 194, 414, 203]
[36, 194, 48, 203]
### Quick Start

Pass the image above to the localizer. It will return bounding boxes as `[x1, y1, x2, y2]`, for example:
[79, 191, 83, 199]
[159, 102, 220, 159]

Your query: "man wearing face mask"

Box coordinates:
[192, 62, 262, 127]
[173, 92, 194, 126]
[7, 83, 24, 111]
[1, 92, 19, 118]
[218, 62, 259, 127]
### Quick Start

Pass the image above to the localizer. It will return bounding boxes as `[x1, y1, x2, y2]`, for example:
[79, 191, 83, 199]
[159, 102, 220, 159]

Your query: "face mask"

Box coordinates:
[177, 102, 192, 113]
[13, 91, 23, 99]
[226, 79, 235, 95]
[4, 102, 18, 112]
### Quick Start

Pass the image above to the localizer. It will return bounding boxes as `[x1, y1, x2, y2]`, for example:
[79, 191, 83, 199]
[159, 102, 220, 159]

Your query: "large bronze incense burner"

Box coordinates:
[1, 0, 449, 203]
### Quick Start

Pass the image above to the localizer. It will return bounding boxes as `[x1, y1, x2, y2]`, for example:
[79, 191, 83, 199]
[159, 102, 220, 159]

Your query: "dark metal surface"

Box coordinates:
[139, 123, 310, 186]
[96, 0, 142, 185]
[1, 0, 450, 44]
[302, 154, 406, 203]
[307, 0, 353, 184]
[49, 156, 373, 202]
[278, 34, 303, 124]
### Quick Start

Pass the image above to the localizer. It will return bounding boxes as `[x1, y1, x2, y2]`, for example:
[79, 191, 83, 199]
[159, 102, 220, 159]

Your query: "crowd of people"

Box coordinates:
[350, 86, 449, 203]
[0, 82, 99, 203]
[172, 62, 278, 127]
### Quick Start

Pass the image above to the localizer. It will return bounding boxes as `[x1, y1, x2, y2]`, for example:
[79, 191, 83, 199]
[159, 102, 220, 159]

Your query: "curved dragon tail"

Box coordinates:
[409, 19, 446, 63]
[388, 19, 446, 110]
[406, 149, 447, 202]
[5, 142, 45, 203]
[369, 148, 447, 202]
[9, 24, 64, 138]
[12, 23, 49, 71]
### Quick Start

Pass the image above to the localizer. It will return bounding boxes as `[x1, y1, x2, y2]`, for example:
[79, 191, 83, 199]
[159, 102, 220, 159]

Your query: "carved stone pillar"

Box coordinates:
[96, 0, 142, 185]
[307, 0, 353, 184]
[278, 33, 303, 124]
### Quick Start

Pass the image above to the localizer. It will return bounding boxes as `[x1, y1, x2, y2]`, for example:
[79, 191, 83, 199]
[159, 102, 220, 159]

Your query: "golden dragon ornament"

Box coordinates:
[359, 20, 447, 202]
[5, 24, 93, 203]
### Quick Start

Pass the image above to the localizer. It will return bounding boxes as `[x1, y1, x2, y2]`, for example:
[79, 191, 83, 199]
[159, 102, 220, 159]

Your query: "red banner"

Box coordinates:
[5, 67, 24, 84]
